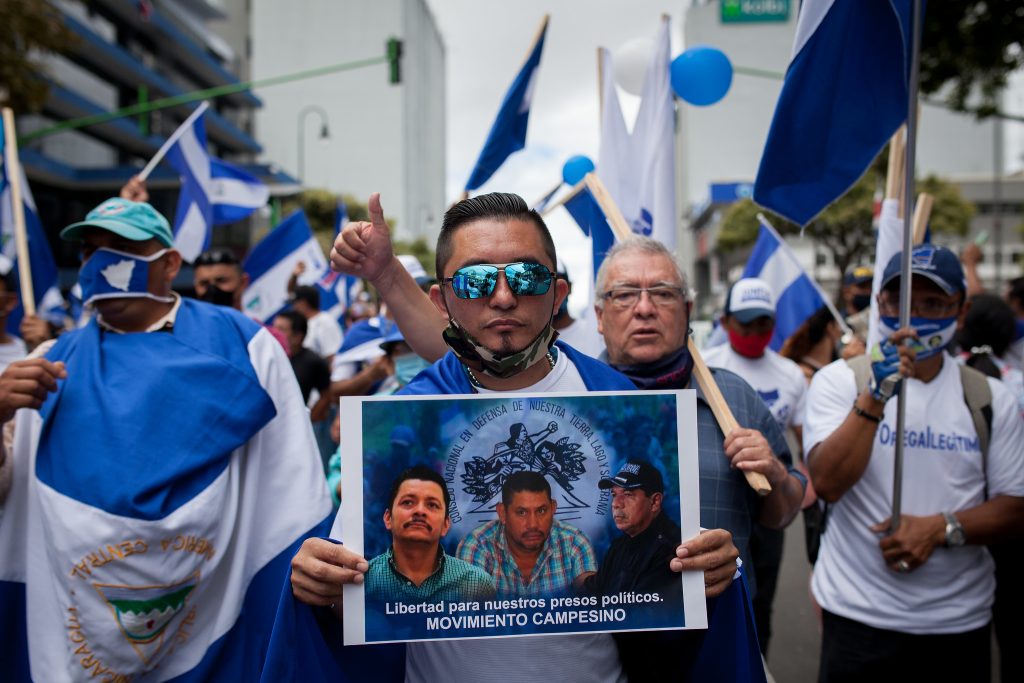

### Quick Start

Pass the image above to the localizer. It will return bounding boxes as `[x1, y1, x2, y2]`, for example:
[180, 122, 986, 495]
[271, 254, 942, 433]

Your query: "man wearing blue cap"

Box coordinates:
[0, 198, 332, 680]
[804, 244, 1024, 680]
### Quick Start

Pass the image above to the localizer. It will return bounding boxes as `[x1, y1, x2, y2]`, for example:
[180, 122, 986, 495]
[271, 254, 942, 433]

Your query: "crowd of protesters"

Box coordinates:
[0, 185, 1021, 683]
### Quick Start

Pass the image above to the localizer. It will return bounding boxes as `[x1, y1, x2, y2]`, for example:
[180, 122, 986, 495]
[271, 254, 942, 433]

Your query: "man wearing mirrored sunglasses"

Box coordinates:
[284, 192, 749, 683]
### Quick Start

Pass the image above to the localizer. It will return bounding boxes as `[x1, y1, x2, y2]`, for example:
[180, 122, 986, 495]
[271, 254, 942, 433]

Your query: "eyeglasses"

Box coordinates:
[602, 286, 684, 309]
[444, 262, 554, 299]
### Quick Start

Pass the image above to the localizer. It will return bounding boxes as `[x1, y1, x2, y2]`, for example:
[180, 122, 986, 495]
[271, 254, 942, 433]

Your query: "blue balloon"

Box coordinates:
[671, 45, 733, 106]
[562, 155, 595, 185]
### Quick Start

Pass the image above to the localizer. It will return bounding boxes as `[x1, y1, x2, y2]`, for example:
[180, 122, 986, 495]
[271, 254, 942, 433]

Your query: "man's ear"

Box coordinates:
[163, 249, 183, 284]
[551, 277, 570, 316]
[440, 515, 452, 538]
[429, 283, 448, 317]
[383, 508, 393, 531]
[496, 503, 507, 525]
[650, 491, 663, 515]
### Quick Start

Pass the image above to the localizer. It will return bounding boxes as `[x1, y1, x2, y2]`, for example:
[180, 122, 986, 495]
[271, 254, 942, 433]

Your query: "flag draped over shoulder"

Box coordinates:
[753, 0, 913, 226]
[241, 210, 327, 323]
[0, 299, 332, 681]
[165, 108, 268, 262]
[0, 121, 67, 331]
[742, 218, 826, 351]
[464, 16, 548, 191]
[597, 19, 676, 250]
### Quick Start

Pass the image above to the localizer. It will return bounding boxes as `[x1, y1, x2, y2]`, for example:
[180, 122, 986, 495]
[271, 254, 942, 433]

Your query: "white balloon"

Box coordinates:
[613, 37, 653, 96]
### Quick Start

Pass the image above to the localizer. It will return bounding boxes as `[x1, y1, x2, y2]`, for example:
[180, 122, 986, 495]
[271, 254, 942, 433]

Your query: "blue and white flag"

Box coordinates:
[0, 122, 67, 332]
[165, 108, 269, 262]
[242, 210, 327, 323]
[597, 18, 677, 250]
[464, 16, 548, 191]
[753, 0, 913, 226]
[316, 200, 363, 320]
[742, 217, 827, 351]
[0, 299, 332, 680]
[564, 185, 616, 279]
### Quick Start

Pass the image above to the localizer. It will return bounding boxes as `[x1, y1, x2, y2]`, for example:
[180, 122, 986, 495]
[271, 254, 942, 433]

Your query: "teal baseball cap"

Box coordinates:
[60, 198, 175, 248]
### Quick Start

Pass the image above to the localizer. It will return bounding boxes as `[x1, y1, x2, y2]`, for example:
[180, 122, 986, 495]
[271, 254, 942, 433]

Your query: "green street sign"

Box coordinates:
[721, 0, 790, 23]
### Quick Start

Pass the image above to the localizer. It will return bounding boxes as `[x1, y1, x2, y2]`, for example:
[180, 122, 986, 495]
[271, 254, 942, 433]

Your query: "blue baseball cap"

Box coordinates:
[880, 244, 966, 296]
[60, 198, 175, 248]
[379, 326, 406, 351]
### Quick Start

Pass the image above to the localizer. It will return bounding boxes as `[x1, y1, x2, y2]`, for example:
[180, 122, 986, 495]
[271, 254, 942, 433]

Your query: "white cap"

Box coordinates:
[396, 255, 430, 284]
[725, 277, 776, 323]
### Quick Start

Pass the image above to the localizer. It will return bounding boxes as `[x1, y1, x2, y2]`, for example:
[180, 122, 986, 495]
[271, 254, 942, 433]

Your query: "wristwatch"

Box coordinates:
[943, 512, 966, 547]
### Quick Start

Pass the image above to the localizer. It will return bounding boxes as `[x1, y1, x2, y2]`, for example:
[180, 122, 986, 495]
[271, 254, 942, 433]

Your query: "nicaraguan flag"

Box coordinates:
[242, 210, 327, 323]
[0, 122, 67, 332]
[464, 16, 548, 191]
[742, 217, 826, 350]
[564, 185, 616, 279]
[0, 298, 332, 681]
[165, 108, 269, 262]
[597, 18, 677, 250]
[753, 0, 913, 226]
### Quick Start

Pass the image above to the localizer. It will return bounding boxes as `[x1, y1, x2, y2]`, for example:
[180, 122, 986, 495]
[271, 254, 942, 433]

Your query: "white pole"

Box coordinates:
[2, 108, 35, 315]
[137, 101, 209, 181]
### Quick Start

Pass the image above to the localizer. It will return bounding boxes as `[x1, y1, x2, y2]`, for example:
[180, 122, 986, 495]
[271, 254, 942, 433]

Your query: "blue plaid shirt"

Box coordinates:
[365, 546, 496, 603]
[689, 367, 804, 592]
[456, 519, 597, 598]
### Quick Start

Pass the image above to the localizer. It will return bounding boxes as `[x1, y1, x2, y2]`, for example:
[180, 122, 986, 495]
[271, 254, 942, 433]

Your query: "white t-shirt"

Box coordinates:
[555, 316, 605, 360]
[332, 351, 625, 683]
[303, 311, 344, 359]
[803, 357, 1024, 634]
[702, 345, 807, 430]
[0, 337, 27, 375]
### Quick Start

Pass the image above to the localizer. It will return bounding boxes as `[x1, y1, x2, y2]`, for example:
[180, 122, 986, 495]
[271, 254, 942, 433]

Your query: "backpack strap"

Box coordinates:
[846, 353, 873, 396]
[958, 364, 994, 499]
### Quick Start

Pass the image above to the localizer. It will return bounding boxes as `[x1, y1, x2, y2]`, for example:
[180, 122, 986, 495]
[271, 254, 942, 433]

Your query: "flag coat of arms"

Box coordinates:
[0, 299, 332, 681]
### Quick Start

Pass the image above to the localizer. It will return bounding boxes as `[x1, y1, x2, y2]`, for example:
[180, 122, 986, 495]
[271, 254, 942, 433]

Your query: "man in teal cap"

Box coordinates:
[0, 198, 332, 680]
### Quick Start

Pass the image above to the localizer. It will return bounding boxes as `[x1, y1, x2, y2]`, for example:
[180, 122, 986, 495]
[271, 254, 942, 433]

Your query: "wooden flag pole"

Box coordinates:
[582, 172, 772, 496]
[911, 192, 933, 245]
[885, 126, 906, 208]
[2, 108, 35, 315]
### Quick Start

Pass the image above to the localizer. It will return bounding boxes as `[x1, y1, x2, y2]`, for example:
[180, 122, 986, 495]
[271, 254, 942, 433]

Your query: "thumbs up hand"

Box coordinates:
[330, 192, 395, 284]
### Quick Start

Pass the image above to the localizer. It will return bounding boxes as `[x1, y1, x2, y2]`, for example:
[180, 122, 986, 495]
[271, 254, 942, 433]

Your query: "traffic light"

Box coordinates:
[387, 37, 403, 85]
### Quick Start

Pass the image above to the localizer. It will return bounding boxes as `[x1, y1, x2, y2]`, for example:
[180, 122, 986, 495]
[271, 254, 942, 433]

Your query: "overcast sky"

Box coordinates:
[423, 0, 686, 308]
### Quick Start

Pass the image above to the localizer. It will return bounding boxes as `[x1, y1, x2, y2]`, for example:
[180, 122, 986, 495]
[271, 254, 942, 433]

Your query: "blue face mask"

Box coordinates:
[79, 247, 174, 306]
[878, 314, 958, 360]
[394, 353, 431, 385]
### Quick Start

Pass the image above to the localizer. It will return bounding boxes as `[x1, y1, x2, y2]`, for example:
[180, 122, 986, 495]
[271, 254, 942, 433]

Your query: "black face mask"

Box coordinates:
[197, 284, 236, 308]
[850, 293, 871, 313]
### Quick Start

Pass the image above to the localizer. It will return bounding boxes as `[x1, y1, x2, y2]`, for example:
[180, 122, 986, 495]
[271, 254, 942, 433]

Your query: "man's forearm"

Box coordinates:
[808, 390, 884, 502]
[373, 258, 448, 362]
[757, 472, 804, 529]
[956, 495, 1024, 545]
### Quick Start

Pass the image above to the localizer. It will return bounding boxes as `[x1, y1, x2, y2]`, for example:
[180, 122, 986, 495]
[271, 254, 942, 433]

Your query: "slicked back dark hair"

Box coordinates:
[500, 470, 552, 507]
[387, 465, 451, 518]
[436, 192, 557, 277]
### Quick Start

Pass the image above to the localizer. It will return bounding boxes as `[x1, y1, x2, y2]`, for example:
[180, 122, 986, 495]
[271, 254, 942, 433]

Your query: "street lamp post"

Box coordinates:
[297, 105, 330, 183]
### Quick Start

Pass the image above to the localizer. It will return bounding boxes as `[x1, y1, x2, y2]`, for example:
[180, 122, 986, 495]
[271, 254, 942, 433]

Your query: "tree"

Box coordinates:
[1, 0, 75, 113]
[920, 1, 1024, 118]
[719, 171, 974, 285]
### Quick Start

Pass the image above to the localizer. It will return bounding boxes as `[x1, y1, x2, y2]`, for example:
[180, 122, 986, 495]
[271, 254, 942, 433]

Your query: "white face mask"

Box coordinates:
[78, 247, 174, 306]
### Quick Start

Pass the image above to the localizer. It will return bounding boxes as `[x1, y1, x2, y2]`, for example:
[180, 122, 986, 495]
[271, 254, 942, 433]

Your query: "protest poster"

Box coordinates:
[340, 389, 705, 645]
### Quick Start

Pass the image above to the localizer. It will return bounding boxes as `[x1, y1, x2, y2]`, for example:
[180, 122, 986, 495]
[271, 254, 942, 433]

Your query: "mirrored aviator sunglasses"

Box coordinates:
[446, 262, 553, 299]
